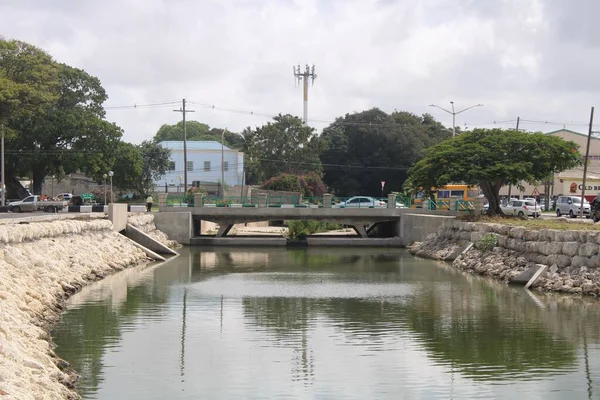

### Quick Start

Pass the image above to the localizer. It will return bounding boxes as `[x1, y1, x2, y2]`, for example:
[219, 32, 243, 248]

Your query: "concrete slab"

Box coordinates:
[125, 223, 178, 255]
[108, 204, 128, 232]
[154, 212, 193, 245]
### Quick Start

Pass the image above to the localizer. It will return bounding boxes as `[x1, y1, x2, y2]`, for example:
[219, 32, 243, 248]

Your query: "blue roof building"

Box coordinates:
[155, 141, 245, 192]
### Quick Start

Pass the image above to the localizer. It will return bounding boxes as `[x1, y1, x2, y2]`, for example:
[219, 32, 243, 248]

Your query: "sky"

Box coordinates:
[1, 0, 598, 144]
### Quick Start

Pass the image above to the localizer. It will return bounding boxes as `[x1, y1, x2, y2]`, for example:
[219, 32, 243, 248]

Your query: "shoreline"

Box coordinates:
[0, 215, 177, 400]
[409, 219, 600, 296]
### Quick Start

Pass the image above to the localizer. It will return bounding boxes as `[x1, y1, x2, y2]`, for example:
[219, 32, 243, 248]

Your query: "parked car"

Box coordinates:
[335, 196, 386, 208]
[55, 193, 73, 201]
[500, 199, 541, 218]
[555, 195, 590, 218]
[590, 200, 600, 222]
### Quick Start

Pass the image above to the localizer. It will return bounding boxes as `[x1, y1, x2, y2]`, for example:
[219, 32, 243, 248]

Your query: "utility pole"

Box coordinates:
[174, 99, 195, 193]
[429, 101, 483, 137]
[221, 128, 227, 199]
[581, 107, 594, 218]
[1, 124, 4, 207]
[507, 117, 520, 201]
[293, 64, 317, 124]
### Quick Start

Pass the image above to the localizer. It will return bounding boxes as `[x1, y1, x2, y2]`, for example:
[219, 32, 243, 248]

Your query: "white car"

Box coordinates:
[501, 199, 541, 218]
[336, 196, 386, 208]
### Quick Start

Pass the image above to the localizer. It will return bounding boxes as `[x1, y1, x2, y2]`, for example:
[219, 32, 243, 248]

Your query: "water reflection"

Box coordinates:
[53, 247, 600, 399]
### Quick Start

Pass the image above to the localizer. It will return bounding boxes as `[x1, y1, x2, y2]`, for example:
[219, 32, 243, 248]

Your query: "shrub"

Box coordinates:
[286, 220, 342, 240]
[262, 172, 327, 197]
[478, 233, 498, 252]
[183, 186, 205, 206]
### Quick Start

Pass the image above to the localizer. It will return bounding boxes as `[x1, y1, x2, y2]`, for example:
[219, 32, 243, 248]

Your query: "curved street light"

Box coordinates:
[429, 101, 483, 137]
[108, 171, 114, 204]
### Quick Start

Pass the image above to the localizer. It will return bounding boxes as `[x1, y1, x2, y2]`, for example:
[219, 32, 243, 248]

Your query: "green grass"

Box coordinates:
[466, 215, 600, 231]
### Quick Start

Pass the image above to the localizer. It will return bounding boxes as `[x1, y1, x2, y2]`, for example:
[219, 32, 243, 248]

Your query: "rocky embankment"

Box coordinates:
[0, 216, 175, 399]
[410, 220, 600, 296]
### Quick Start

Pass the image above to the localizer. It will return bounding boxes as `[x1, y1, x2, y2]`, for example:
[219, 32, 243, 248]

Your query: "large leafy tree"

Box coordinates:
[243, 114, 323, 184]
[153, 121, 244, 149]
[109, 141, 144, 192]
[131, 141, 171, 197]
[6, 64, 123, 194]
[318, 108, 451, 196]
[405, 128, 582, 215]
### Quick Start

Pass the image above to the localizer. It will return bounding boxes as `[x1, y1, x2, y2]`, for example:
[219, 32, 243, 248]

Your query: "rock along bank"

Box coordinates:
[410, 219, 600, 296]
[0, 214, 177, 400]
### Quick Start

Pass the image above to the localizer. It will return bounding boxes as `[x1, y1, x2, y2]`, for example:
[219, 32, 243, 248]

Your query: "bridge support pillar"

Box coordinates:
[387, 194, 396, 208]
[194, 193, 204, 207]
[258, 193, 267, 208]
[158, 193, 167, 207]
[216, 223, 234, 237]
[323, 194, 332, 208]
[351, 224, 368, 238]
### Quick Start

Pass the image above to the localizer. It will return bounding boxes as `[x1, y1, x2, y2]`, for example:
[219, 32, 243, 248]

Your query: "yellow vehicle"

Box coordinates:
[411, 184, 480, 209]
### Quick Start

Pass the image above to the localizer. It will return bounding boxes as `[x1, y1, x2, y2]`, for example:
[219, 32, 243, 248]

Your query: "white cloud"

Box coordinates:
[1, 0, 598, 143]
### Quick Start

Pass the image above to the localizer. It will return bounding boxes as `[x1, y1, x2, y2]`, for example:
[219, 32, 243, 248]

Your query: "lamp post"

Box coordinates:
[178, 176, 183, 194]
[1, 124, 5, 207]
[108, 171, 114, 204]
[429, 101, 483, 137]
[221, 128, 227, 199]
[103, 173, 108, 205]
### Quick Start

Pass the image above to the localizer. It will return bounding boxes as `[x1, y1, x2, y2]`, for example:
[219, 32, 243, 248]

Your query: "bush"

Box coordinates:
[262, 172, 327, 197]
[286, 220, 342, 240]
[478, 233, 498, 252]
[183, 186, 205, 206]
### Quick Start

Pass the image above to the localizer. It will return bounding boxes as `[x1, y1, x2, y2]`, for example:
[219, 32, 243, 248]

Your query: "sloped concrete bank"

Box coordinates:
[409, 220, 600, 296]
[0, 217, 175, 400]
[127, 213, 180, 249]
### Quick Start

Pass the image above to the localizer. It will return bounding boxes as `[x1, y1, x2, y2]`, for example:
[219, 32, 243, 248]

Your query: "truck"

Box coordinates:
[8, 195, 69, 213]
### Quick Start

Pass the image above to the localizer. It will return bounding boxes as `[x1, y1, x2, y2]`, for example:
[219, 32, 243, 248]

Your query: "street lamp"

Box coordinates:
[103, 173, 108, 205]
[178, 176, 183, 194]
[429, 101, 483, 137]
[108, 171, 114, 204]
[221, 128, 227, 199]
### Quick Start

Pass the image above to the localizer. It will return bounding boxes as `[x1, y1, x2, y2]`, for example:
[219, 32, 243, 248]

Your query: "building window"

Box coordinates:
[204, 161, 210, 172]
[168, 161, 175, 171]
[187, 161, 194, 171]
[223, 161, 229, 172]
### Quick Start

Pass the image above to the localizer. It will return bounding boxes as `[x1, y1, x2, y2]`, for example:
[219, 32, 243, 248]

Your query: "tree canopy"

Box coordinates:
[318, 108, 451, 196]
[405, 128, 582, 215]
[243, 114, 323, 184]
[153, 121, 245, 149]
[130, 141, 171, 197]
[1, 38, 124, 197]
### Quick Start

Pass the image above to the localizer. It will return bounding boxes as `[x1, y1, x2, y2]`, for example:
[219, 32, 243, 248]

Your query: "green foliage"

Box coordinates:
[131, 141, 172, 198]
[286, 220, 342, 240]
[262, 172, 327, 197]
[1, 39, 125, 195]
[318, 109, 450, 196]
[243, 114, 323, 184]
[153, 121, 244, 149]
[183, 186, 205, 206]
[0, 38, 60, 122]
[478, 233, 498, 252]
[110, 142, 144, 192]
[405, 128, 582, 215]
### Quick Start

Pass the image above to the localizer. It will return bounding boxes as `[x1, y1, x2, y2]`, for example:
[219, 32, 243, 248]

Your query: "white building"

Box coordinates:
[156, 141, 244, 192]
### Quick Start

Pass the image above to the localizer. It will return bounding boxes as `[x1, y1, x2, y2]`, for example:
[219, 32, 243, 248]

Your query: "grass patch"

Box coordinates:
[459, 215, 600, 231]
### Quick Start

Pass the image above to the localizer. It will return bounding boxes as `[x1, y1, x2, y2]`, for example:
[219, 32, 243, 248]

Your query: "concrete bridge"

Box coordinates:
[154, 192, 466, 246]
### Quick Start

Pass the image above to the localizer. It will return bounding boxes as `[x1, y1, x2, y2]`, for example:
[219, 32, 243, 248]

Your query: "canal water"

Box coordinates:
[52, 247, 600, 399]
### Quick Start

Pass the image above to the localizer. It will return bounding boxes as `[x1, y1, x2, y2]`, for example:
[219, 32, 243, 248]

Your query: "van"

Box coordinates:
[555, 195, 590, 218]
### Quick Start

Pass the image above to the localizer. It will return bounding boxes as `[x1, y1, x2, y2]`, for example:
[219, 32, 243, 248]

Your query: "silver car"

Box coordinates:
[336, 196, 386, 208]
[555, 195, 590, 218]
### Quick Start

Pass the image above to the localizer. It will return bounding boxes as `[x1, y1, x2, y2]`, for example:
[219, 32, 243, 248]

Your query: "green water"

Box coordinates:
[52, 247, 600, 399]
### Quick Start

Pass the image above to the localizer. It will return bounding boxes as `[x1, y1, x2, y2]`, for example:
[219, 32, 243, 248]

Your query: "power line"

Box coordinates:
[104, 101, 180, 110]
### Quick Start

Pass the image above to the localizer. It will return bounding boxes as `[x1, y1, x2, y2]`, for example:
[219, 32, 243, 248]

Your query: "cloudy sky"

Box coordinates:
[1, 0, 597, 143]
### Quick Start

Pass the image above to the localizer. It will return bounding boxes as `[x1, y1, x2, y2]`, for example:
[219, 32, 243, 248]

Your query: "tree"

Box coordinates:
[0, 38, 60, 122]
[243, 114, 323, 184]
[318, 108, 450, 196]
[109, 141, 144, 192]
[131, 141, 171, 197]
[405, 129, 582, 215]
[5, 63, 122, 194]
[152, 121, 245, 149]
[262, 172, 327, 197]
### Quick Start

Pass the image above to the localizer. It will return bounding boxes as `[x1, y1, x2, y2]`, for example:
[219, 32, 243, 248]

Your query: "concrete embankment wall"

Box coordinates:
[412, 220, 600, 295]
[398, 214, 455, 246]
[0, 219, 153, 400]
